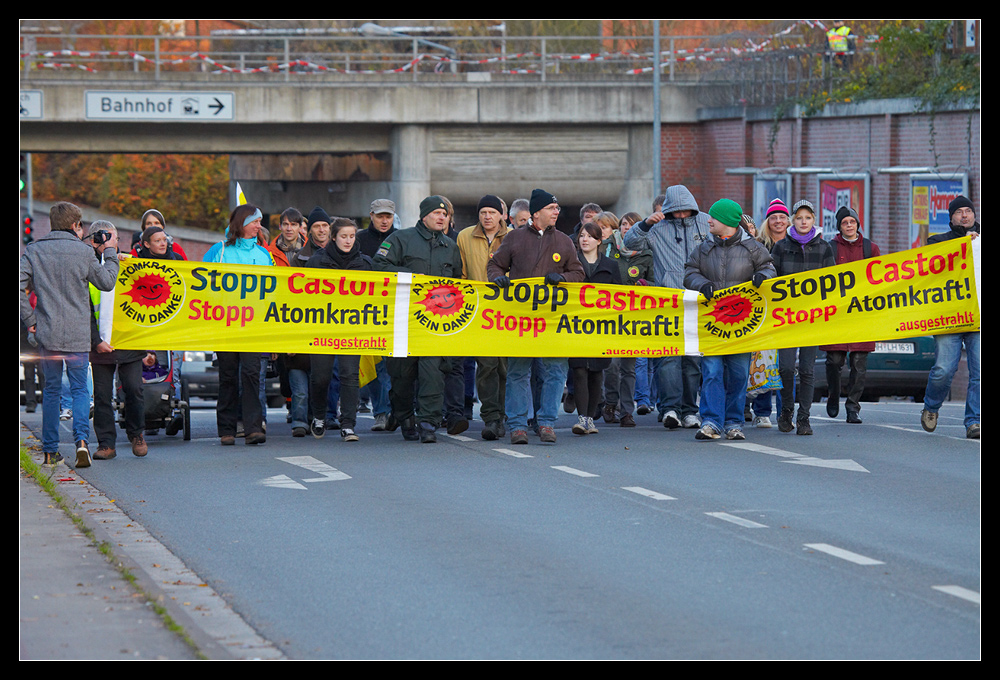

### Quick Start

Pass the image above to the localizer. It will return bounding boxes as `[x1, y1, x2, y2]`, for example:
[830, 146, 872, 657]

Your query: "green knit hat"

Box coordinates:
[708, 198, 742, 228]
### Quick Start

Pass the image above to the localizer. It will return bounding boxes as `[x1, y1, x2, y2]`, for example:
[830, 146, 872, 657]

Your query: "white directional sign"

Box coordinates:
[85, 90, 234, 120]
[19, 90, 43, 119]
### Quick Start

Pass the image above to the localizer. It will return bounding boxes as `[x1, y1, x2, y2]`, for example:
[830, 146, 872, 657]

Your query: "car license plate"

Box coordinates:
[875, 342, 914, 354]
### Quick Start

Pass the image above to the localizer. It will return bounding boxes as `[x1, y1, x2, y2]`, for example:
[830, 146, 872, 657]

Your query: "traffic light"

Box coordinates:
[22, 213, 33, 244]
[19, 153, 28, 194]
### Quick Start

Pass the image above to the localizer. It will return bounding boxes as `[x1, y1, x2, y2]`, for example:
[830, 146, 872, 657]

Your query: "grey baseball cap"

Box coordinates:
[370, 199, 395, 215]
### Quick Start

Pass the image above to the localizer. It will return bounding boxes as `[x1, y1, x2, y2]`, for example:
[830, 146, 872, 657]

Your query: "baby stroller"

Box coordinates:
[114, 350, 191, 441]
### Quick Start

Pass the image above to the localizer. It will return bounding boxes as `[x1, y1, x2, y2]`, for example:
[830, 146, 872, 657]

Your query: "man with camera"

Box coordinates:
[20, 202, 120, 467]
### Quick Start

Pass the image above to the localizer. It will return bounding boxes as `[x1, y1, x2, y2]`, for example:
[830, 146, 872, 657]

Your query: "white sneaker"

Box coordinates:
[753, 415, 772, 429]
[695, 424, 721, 440]
[60, 408, 72, 421]
[682, 414, 702, 429]
[586, 416, 599, 434]
[572, 416, 588, 435]
[663, 410, 681, 429]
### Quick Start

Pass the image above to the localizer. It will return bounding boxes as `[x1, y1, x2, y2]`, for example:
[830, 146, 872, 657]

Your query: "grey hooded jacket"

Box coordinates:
[20, 230, 119, 353]
[622, 185, 710, 289]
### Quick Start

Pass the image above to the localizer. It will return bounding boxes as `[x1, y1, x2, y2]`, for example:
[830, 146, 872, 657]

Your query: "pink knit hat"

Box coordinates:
[765, 198, 789, 218]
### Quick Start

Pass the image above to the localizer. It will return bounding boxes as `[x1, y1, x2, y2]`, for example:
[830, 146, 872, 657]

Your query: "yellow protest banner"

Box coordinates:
[695, 237, 979, 355]
[111, 259, 396, 354]
[110, 238, 979, 357]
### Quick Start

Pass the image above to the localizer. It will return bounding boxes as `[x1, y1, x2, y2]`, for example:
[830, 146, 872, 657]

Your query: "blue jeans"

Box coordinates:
[288, 368, 309, 430]
[42, 349, 90, 452]
[699, 353, 751, 432]
[656, 355, 701, 417]
[506, 357, 567, 432]
[61, 362, 93, 410]
[751, 389, 782, 418]
[923, 331, 980, 427]
[369, 359, 391, 417]
[634, 357, 652, 408]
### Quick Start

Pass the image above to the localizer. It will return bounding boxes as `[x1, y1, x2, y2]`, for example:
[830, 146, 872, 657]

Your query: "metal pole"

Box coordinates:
[653, 22, 661, 197]
[27, 151, 33, 219]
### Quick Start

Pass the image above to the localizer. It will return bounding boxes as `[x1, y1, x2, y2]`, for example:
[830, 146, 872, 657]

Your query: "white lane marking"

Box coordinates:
[720, 442, 807, 459]
[706, 512, 768, 528]
[277, 455, 351, 482]
[551, 465, 599, 478]
[785, 457, 870, 472]
[721, 442, 869, 472]
[260, 474, 308, 490]
[442, 433, 475, 442]
[622, 486, 676, 501]
[804, 543, 884, 565]
[493, 448, 533, 458]
[932, 585, 981, 604]
[879, 423, 979, 441]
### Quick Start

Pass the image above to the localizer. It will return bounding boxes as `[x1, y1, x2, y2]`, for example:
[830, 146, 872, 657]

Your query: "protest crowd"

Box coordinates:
[20, 186, 981, 467]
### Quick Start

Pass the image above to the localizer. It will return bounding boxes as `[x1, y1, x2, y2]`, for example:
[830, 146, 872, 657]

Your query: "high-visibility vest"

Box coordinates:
[827, 26, 850, 53]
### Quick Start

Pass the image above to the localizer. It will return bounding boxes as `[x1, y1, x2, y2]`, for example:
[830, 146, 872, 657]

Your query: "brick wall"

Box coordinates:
[658, 105, 980, 254]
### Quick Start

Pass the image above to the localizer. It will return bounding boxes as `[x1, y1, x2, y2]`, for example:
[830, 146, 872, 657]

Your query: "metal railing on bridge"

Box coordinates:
[19, 23, 868, 107]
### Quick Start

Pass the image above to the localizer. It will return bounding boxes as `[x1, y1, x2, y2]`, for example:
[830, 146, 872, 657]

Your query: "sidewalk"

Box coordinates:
[19, 462, 199, 660]
[18, 420, 285, 661]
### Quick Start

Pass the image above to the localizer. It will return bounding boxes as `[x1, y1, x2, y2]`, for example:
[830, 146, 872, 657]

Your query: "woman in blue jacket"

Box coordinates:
[203, 204, 273, 445]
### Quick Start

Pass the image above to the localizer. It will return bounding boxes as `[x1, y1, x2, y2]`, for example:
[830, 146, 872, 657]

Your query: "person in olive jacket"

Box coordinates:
[373, 196, 464, 444]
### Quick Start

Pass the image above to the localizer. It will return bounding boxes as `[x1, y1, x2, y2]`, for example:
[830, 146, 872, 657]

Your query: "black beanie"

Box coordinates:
[477, 194, 504, 214]
[307, 206, 330, 228]
[529, 189, 558, 215]
[835, 205, 861, 233]
[420, 196, 448, 220]
[948, 196, 975, 219]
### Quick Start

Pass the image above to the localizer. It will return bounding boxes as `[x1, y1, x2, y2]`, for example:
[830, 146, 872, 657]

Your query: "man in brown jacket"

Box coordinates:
[486, 189, 584, 444]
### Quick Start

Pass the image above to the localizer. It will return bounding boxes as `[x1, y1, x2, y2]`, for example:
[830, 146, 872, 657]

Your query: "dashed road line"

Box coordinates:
[706, 512, 768, 528]
[493, 448, 533, 458]
[551, 465, 599, 478]
[442, 433, 475, 442]
[932, 585, 981, 604]
[622, 486, 676, 500]
[804, 543, 884, 565]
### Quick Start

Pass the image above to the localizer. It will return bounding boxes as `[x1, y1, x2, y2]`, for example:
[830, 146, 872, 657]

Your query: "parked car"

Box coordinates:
[19, 361, 42, 406]
[180, 351, 283, 407]
[813, 336, 937, 402]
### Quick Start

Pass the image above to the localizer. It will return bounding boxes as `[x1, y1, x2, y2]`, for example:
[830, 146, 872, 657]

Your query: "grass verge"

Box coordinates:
[19, 442, 207, 660]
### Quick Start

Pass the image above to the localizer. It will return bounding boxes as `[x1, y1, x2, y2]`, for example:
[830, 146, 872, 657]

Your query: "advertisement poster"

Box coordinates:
[818, 175, 868, 239]
[753, 174, 792, 229]
[909, 174, 968, 247]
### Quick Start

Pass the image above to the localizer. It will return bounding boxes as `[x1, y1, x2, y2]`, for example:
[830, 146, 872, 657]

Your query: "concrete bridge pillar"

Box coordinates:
[391, 125, 431, 228]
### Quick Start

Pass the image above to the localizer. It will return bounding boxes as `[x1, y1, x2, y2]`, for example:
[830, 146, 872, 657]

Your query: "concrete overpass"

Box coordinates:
[19, 76, 707, 225]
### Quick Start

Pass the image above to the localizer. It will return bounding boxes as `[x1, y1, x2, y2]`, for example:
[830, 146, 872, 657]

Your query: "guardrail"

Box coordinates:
[19, 31, 858, 78]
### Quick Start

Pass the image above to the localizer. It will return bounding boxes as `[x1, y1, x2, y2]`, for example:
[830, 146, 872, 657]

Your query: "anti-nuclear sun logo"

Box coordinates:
[411, 278, 479, 336]
[704, 285, 766, 338]
[117, 260, 186, 327]
[124, 273, 172, 307]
